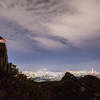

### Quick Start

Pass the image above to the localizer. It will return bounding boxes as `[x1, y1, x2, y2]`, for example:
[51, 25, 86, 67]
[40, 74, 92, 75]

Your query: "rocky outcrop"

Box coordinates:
[61, 72, 77, 81]
[0, 37, 8, 72]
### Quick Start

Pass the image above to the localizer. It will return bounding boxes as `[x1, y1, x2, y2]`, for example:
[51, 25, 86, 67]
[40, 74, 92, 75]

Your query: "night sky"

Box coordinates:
[0, 0, 100, 71]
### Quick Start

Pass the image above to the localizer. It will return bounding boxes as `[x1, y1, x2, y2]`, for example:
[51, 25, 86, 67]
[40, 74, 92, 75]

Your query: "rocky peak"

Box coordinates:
[61, 72, 77, 81]
[0, 37, 8, 72]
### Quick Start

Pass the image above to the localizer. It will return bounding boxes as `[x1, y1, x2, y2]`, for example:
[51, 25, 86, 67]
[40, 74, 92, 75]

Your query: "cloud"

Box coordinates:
[47, 0, 100, 48]
[0, 0, 100, 51]
[30, 36, 67, 50]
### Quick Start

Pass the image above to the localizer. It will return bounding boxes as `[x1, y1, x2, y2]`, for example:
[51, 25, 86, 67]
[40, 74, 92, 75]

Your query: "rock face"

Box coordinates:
[0, 37, 8, 72]
[61, 72, 77, 81]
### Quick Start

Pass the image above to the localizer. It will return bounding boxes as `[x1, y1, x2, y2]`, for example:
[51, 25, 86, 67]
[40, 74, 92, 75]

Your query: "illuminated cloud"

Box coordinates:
[47, 0, 100, 48]
[0, 0, 100, 50]
[0, 0, 100, 71]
